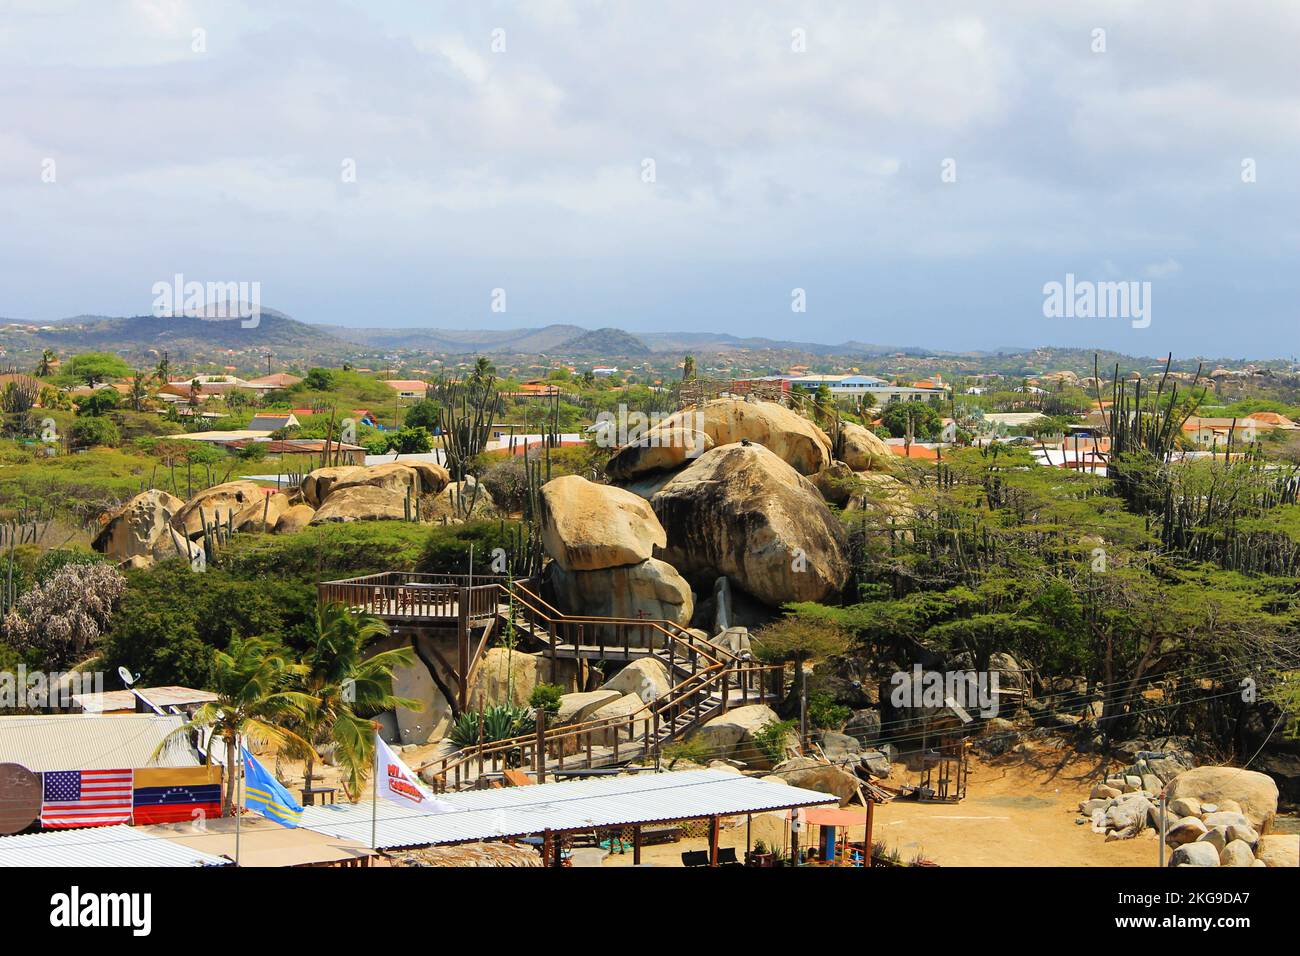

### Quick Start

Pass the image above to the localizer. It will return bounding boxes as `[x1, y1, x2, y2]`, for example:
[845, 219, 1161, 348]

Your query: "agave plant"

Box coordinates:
[449, 703, 535, 748]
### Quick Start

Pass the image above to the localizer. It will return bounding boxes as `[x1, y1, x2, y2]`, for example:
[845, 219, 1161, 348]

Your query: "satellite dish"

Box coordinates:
[118, 666, 137, 686]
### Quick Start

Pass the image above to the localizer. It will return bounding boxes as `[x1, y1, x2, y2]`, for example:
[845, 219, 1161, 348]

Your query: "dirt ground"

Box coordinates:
[604, 747, 1158, 868]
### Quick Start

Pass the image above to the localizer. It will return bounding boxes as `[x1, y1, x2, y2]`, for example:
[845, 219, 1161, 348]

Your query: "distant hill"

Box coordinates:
[560, 327, 650, 357]
[325, 323, 591, 354]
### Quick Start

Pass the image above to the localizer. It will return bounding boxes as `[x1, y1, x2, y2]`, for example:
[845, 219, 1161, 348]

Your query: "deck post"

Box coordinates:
[535, 708, 547, 784]
[633, 826, 642, 865]
[708, 816, 719, 867]
[457, 590, 470, 712]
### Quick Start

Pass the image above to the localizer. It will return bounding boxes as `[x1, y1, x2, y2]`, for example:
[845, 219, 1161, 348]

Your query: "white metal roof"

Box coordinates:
[0, 825, 230, 867]
[300, 769, 834, 850]
[0, 714, 200, 772]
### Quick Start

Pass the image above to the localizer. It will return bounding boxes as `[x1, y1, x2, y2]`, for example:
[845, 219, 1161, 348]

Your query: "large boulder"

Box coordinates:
[467, 648, 581, 709]
[652, 443, 849, 606]
[93, 489, 185, 562]
[1169, 842, 1221, 867]
[310, 484, 408, 523]
[1220, 840, 1256, 867]
[837, 421, 892, 471]
[330, 462, 447, 499]
[642, 399, 833, 476]
[547, 559, 693, 638]
[771, 756, 861, 803]
[605, 427, 715, 481]
[555, 690, 623, 726]
[1166, 766, 1279, 832]
[691, 704, 785, 770]
[420, 478, 498, 524]
[274, 503, 316, 534]
[232, 492, 290, 533]
[369, 634, 444, 745]
[172, 481, 266, 537]
[586, 693, 649, 746]
[602, 657, 673, 703]
[540, 475, 667, 572]
[301, 466, 365, 507]
[1256, 835, 1299, 867]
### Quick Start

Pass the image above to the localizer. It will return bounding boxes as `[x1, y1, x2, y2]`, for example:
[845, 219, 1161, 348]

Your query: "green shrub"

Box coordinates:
[449, 703, 535, 748]
[751, 718, 797, 766]
[807, 691, 852, 730]
[70, 416, 120, 448]
[528, 683, 563, 716]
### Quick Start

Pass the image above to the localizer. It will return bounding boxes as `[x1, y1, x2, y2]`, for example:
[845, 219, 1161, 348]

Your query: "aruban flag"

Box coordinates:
[41, 769, 134, 828]
[132, 766, 223, 825]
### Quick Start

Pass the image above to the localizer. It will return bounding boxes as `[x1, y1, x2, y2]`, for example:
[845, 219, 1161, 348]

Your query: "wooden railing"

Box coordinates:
[317, 572, 539, 622]
[422, 658, 783, 791]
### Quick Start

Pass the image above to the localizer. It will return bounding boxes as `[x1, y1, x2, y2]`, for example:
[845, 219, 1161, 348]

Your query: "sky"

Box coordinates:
[1, 0, 1298, 357]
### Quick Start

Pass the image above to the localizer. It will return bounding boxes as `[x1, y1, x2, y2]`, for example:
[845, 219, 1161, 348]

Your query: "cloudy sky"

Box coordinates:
[1, 0, 1297, 356]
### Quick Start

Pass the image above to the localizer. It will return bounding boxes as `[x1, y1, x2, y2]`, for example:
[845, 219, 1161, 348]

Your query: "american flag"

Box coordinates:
[40, 769, 134, 828]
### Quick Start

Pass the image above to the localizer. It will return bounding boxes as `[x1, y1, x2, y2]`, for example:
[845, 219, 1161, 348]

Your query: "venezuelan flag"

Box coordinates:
[241, 748, 303, 828]
[133, 766, 223, 824]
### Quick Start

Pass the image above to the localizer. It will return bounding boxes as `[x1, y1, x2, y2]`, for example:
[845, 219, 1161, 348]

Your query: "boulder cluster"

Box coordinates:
[542, 398, 913, 623]
[1080, 762, 1293, 867]
[93, 459, 455, 566]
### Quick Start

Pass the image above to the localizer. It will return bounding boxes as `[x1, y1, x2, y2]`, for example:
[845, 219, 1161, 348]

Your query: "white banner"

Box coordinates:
[376, 737, 454, 812]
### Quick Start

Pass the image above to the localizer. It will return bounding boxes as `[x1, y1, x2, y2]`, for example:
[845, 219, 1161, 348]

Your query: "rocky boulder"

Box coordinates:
[547, 558, 694, 638]
[541, 475, 667, 572]
[93, 489, 185, 562]
[310, 484, 407, 523]
[602, 657, 673, 703]
[1170, 842, 1220, 867]
[604, 427, 714, 481]
[172, 481, 266, 537]
[837, 421, 892, 471]
[467, 648, 581, 709]
[301, 466, 365, 507]
[232, 492, 291, 533]
[652, 443, 849, 606]
[1166, 766, 1279, 832]
[331, 461, 448, 499]
[644, 399, 833, 476]
[692, 704, 786, 770]
[555, 690, 623, 726]
[1256, 835, 1299, 867]
[587, 693, 649, 746]
[274, 503, 316, 534]
[771, 756, 861, 803]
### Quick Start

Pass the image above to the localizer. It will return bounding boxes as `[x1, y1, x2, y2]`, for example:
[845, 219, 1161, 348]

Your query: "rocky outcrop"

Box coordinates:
[604, 427, 714, 481]
[232, 492, 290, 533]
[586, 693, 649, 745]
[331, 461, 448, 498]
[310, 484, 407, 523]
[302, 466, 365, 507]
[771, 756, 861, 802]
[541, 475, 666, 571]
[691, 704, 787, 770]
[547, 558, 693, 638]
[93, 489, 185, 563]
[423, 480, 498, 523]
[1256, 834, 1299, 867]
[652, 443, 849, 606]
[627, 399, 833, 476]
[171, 481, 266, 538]
[274, 503, 316, 534]
[466, 648, 581, 709]
[1166, 766, 1279, 832]
[837, 421, 892, 471]
[602, 657, 673, 703]
[556, 690, 623, 725]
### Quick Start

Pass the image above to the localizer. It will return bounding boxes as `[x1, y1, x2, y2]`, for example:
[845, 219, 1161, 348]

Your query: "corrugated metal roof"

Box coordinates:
[0, 825, 230, 867]
[300, 769, 835, 850]
[0, 715, 200, 771]
[71, 686, 218, 714]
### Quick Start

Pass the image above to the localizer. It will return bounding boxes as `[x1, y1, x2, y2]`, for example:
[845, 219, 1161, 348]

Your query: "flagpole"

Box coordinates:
[370, 724, 379, 850]
[233, 733, 242, 867]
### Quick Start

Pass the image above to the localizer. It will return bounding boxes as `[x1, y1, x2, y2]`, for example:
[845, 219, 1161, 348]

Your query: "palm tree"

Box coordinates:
[35, 349, 56, 377]
[154, 353, 171, 385]
[288, 603, 420, 801]
[160, 635, 314, 815]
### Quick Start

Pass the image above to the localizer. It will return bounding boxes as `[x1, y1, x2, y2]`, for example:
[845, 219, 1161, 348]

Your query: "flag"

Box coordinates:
[240, 748, 302, 828]
[40, 769, 133, 828]
[376, 736, 453, 812]
[132, 766, 223, 824]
